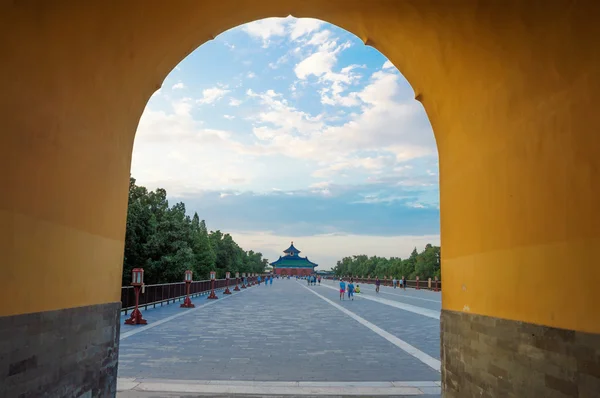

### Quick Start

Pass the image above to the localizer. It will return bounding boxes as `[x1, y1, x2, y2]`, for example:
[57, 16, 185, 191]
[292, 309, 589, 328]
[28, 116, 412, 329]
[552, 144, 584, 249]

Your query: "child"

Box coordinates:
[339, 279, 346, 300]
[355, 284, 361, 294]
[347, 281, 355, 300]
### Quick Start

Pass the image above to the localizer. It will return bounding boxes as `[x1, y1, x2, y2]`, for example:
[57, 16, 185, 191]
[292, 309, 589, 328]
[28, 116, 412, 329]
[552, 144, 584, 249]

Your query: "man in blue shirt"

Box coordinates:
[348, 281, 355, 301]
[339, 279, 346, 301]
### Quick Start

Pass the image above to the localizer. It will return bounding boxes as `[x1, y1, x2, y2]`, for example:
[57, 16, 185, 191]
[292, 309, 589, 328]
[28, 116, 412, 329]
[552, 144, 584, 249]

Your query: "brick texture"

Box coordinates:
[0, 302, 121, 398]
[441, 310, 600, 398]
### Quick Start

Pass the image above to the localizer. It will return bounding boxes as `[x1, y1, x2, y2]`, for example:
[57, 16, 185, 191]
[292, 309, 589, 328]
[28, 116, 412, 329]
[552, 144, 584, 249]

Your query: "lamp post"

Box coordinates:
[241, 273, 247, 289]
[416, 275, 420, 290]
[434, 276, 439, 292]
[180, 270, 195, 308]
[224, 272, 232, 294]
[234, 272, 240, 291]
[207, 271, 218, 299]
[125, 268, 148, 325]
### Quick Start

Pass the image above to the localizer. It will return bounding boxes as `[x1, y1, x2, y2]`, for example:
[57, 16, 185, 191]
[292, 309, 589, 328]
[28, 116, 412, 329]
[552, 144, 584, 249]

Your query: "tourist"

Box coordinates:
[398, 277, 403, 289]
[393, 277, 397, 289]
[348, 280, 355, 301]
[355, 284, 361, 294]
[307, 275, 310, 286]
[257, 275, 262, 285]
[375, 276, 381, 293]
[339, 279, 346, 300]
[402, 276, 406, 290]
[318, 276, 321, 285]
[270, 276, 273, 285]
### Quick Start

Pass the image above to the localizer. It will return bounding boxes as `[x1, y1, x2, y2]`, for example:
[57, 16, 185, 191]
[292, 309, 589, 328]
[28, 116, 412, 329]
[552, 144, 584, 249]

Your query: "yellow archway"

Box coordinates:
[1, 1, 599, 396]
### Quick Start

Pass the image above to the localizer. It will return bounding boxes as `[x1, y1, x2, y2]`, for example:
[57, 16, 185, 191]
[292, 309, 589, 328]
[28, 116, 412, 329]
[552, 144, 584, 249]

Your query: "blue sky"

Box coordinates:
[131, 17, 439, 269]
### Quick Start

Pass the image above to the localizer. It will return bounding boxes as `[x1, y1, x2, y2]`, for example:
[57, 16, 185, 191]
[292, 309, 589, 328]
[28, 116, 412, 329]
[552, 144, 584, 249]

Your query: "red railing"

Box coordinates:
[323, 276, 441, 291]
[121, 276, 257, 314]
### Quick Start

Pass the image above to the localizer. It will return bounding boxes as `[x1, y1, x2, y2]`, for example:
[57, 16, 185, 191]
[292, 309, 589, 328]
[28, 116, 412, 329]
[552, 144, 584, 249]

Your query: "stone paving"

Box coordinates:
[311, 281, 440, 360]
[117, 278, 442, 396]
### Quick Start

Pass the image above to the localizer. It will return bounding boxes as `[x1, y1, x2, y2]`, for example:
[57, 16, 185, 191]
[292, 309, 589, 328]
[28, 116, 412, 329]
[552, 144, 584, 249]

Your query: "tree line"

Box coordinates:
[122, 177, 268, 285]
[332, 244, 441, 280]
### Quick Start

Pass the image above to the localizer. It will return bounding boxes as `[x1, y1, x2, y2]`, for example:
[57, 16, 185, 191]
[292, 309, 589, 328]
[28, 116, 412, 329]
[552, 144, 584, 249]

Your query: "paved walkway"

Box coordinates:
[117, 278, 442, 397]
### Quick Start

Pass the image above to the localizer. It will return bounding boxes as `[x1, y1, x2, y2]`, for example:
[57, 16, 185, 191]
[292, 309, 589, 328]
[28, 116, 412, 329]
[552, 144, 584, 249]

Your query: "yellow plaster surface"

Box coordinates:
[1, 1, 599, 333]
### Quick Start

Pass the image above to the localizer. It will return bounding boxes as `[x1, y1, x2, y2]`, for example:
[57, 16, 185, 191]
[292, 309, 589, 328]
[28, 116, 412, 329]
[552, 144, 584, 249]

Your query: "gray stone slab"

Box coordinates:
[0, 302, 120, 398]
[118, 279, 441, 382]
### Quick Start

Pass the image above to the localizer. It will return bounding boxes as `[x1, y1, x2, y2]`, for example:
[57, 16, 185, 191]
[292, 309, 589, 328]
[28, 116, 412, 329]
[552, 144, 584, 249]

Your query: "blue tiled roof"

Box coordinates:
[270, 254, 318, 267]
[283, 241, 301, 255]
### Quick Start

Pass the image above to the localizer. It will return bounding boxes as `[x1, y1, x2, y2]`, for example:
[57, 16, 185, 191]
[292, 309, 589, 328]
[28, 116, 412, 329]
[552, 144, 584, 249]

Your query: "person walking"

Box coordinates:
[269, 276, 273, 285]
[393, 277, 397, 289]
[375, 277, 381, 293]
[348, 280, 355, 301]
[318, 276, 321, 286]
[402, 276, 407, 290]
[339, 279, 346, 300]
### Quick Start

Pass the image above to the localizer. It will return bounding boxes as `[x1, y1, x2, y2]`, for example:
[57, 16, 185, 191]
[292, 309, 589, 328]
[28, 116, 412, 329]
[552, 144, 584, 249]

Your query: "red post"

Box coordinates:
[224, 272, 232, 294]
[234, 272, 240, 291]
[125, 268, 147, 325]
[434, 276, 439, 292]
[208, 271, 218, 299]
[181, 270, 195, 308]
[416, 276, 420, 290]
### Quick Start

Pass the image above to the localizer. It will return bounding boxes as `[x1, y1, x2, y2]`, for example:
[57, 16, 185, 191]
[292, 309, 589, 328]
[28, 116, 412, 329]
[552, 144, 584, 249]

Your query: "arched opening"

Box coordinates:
[1, 2, 599, 397]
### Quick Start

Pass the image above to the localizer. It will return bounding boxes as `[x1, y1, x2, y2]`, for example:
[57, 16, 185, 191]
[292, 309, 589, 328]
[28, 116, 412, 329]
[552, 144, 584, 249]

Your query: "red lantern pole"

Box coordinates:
[234, 272, 240, 291]
[416, 276, 420, 290]
[224, 272, 232, 294]
[208, 271, 218, 299]
[125, 268, 148, 325]
[181, 270, 195, 308]
[434, 276, 439, 292]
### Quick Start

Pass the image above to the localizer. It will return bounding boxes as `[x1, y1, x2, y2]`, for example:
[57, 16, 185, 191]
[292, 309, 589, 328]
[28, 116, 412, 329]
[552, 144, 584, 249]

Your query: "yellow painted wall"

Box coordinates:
[1, 1, 599, 333]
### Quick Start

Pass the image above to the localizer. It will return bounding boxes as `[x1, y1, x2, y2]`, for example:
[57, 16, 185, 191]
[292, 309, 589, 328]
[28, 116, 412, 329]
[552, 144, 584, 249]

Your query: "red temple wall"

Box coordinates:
[274, 268, 314, 276]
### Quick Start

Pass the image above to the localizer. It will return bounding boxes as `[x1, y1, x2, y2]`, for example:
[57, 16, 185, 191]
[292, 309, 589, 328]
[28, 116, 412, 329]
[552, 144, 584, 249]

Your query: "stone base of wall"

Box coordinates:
[0, 302, 121, 398]
[441, 310, 600, 398]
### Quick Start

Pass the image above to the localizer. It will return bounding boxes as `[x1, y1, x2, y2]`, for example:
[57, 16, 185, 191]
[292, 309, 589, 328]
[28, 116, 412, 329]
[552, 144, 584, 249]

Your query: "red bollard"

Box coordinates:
[416, 276, 420, 290]
[207, 271, 218, 299]
[434, 276, 439, 292]
[180, 270, 195, 308]
[125, 268, 148, 325]
[224, 272, 232, 294]
[234, 272, 240, 291]
[241, 273, 247, 289]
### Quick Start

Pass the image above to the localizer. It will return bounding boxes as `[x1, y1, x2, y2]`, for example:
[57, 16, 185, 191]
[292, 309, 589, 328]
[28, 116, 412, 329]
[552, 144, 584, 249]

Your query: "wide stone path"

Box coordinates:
[117, 278, 442, 397]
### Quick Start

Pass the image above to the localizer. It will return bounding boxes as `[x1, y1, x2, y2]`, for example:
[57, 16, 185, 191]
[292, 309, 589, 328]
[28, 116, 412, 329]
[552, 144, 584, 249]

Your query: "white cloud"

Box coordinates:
[247, 72, 256, 79]
[224, 42, 235, 50]
[242, 18, 288, 47]
[382, 60, 395, 70]
[197, 87, 230, 104]
[242, 17, 324, 48]
[229, 98, 242, 107]
[172, 82, 185, 90]
[223, 115, 235, 120]
[289, 18, 323, 40]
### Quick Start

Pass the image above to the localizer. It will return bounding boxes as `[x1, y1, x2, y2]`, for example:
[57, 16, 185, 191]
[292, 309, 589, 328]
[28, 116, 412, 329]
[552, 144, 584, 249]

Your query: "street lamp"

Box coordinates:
[224, 271, 232, 294]
[234, 272, 240, 291]
[125, 268, 147, 325]
[180, 270, 195, 308]
[208, 271, 218, 299]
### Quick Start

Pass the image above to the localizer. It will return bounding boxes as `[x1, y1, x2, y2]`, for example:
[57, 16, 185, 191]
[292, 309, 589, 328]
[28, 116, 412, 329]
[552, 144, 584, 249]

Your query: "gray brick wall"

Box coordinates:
[0, 302, 121, 398]
[441, 310, 600, 398]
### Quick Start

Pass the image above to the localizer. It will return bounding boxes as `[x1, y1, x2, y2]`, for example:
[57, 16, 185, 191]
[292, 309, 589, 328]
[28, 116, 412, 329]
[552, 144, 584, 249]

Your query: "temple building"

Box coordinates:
[270, 242, 318, 276]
